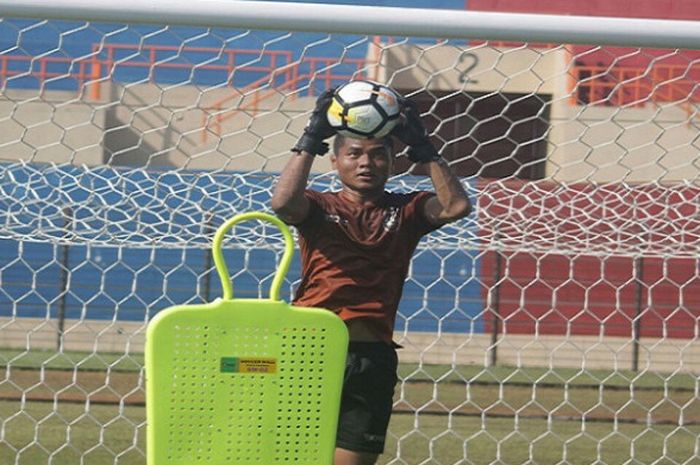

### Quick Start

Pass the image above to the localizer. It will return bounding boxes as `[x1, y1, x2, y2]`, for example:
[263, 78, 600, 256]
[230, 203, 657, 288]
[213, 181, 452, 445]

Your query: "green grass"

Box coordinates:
[3, 348, 697, 391]
[2, 400, 699, 465]
[0, 348, 144, 372]
[3, 348, 699, 464]
[398, 362, 699, 390]
[0, 400, 146, 465]
[381, 413, 700, 465]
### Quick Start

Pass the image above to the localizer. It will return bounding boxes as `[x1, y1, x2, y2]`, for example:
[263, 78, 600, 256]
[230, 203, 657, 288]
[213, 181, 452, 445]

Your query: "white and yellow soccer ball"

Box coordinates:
[326, 80, 401, 139]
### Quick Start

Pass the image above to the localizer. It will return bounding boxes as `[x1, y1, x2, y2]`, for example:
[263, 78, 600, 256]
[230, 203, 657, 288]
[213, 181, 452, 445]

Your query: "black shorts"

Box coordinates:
[336, 341, 398, 454]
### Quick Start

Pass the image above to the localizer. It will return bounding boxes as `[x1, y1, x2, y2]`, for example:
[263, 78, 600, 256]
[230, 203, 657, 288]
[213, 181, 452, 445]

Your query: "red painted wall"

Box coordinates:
[479, 181, 700, 339]
[466, 0, 700, 79]
[466, 0, 700, 20]
[481, 252, 700, 338]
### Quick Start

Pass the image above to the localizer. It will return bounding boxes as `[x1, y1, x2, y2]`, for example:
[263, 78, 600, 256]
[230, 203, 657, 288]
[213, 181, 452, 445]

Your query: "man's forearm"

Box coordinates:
[271, 151, 315, 223]
[428, 159, 471, 219]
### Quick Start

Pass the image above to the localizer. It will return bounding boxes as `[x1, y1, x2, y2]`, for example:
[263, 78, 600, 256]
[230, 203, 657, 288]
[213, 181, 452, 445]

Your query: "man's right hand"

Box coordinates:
[291, 88, 337, 156]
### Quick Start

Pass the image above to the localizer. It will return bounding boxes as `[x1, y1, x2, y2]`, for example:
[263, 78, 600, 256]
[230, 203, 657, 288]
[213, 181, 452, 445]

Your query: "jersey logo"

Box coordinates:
[324, 208, 399, 231]
[324, 213, 348, 225]
[383, 207, 400, 232]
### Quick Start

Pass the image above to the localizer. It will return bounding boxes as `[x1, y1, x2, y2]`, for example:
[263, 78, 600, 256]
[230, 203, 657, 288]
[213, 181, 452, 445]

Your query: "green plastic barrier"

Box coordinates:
[146, 212, 349, 465]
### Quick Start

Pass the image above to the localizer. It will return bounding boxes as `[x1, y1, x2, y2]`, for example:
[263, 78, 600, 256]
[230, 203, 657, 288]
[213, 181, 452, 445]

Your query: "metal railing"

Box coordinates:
[572, 62, 700, 108]
[2, 44, 698, 136]
[200, 55, 367, 142]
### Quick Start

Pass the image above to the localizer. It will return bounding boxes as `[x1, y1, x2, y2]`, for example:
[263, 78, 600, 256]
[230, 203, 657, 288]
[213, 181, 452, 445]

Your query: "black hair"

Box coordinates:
[332, 134, 395, 156]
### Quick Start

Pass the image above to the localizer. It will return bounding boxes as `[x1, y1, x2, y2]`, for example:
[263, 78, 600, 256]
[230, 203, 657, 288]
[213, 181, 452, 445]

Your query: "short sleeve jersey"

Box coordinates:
[292, 189, 439, 344]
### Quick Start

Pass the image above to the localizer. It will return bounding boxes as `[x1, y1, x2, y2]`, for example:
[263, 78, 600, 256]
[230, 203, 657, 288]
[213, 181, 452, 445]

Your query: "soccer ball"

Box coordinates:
[326, 80, 401, 139]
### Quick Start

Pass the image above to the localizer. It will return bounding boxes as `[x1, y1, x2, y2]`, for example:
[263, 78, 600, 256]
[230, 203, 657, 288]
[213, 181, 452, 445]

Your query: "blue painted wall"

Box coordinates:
[0, 164, 483, 334]
[0, 0, 483, 335]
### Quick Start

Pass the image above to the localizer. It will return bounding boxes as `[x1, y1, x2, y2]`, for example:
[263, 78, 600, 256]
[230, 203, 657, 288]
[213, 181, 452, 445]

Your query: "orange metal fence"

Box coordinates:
[572, 63, 700, 108]
[201, 55, 367, 141]
[1, 44, 698, 132]
[0, 44, 370, 139]
[0, 53, 100, 98]
[0, 44, 347, 100]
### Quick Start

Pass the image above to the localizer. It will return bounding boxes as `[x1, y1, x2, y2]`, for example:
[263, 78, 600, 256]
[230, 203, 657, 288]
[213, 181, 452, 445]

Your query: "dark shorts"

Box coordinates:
[336, 341, 399, 454]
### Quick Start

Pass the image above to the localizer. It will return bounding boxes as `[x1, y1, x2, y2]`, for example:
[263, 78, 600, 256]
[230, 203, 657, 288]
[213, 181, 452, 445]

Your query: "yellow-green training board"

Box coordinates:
[146, 212, 349, 465]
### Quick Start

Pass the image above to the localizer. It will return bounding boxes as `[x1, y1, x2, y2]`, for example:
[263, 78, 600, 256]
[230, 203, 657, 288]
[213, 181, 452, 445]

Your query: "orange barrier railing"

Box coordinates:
[0, 54, 101, 99]
[0, 44, 297, 100]
[200, 56, 368, 142]
[96, 44, 294, 81]
[94, 44, 296, 102]
[3, 44, 697, 136]
[571, 63, 700, 108]
[0, 44, 370, 141]
[200, 72, 297, 143]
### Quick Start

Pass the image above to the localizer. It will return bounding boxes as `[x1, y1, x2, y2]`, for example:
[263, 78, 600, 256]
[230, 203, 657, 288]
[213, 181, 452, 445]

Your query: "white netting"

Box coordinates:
[1, 5, 699, 465]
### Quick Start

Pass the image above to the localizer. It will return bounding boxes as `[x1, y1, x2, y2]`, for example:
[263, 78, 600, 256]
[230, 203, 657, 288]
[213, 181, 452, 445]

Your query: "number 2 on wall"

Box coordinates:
[458, 52, 480, 84]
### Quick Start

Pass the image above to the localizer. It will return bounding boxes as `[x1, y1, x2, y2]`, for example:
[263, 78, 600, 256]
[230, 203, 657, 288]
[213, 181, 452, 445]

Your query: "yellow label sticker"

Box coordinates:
[221, 357, 277, 374]
[238, 358, 277, 374]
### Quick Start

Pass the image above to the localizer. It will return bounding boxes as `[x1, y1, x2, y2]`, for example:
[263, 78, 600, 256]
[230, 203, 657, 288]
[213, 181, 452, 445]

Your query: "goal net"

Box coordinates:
[1, 1, 699, 464]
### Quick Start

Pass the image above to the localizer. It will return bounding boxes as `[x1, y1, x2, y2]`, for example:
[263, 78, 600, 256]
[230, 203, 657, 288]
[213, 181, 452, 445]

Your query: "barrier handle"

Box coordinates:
[212, 212, 294, 301]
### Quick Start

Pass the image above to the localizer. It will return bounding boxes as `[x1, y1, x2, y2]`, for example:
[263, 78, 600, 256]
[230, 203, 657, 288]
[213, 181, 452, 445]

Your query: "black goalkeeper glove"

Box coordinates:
[391, 99, 440, 163]
[291, 88, 337, 156]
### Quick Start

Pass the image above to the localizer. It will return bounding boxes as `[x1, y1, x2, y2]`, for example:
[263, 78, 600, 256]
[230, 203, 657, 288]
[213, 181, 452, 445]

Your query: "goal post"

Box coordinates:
[1, 1, 700, 464]
[2, 0, 699, 47]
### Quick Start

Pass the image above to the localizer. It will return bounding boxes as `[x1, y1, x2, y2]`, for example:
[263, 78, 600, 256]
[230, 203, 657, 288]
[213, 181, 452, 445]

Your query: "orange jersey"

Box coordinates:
[291, 189, 439, 344]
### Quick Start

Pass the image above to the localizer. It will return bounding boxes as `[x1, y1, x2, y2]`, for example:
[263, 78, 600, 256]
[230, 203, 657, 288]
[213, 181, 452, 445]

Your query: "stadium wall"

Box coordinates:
[2, 5, 699, 371]
[3, 42, 698, 181]
[2, 317, 699, 371]
[1, 165, 699, 371]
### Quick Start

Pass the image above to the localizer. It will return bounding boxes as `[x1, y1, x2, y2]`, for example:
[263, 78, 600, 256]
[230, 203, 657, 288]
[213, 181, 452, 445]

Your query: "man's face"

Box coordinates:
[331, 138, 393, 194]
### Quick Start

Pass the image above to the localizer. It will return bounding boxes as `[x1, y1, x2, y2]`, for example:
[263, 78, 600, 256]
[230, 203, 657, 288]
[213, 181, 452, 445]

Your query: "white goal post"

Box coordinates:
[3, 0, 700, 47]
[1, 1, 700, 464]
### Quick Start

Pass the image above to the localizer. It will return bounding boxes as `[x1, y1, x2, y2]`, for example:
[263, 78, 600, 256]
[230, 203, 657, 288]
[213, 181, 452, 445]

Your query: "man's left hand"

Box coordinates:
[391, 99, 440, 163]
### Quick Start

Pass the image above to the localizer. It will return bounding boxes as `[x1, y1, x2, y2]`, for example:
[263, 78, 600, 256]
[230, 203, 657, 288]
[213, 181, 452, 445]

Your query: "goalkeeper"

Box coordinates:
[271, 89, 471, 465]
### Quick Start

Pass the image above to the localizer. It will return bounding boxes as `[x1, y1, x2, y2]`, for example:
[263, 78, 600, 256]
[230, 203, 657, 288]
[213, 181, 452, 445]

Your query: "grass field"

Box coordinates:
[2, 349, 699, 464]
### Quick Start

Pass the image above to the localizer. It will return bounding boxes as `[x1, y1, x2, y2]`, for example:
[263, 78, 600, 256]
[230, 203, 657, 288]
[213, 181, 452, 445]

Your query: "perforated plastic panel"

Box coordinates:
[145, 212, 348, 465]
[146, 299, 348, 465]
